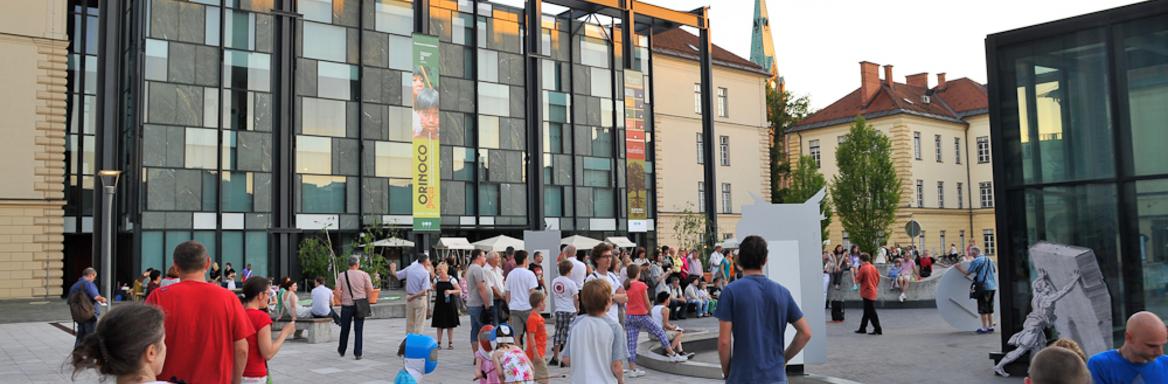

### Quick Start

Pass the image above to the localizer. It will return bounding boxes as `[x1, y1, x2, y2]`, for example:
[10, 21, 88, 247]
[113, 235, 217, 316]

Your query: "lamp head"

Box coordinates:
[98, 169, 122, 187]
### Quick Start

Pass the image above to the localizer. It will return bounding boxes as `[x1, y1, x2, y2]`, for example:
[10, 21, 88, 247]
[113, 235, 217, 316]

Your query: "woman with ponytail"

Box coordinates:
[241, 276, 296, 383]
[70, 303, 170, 383]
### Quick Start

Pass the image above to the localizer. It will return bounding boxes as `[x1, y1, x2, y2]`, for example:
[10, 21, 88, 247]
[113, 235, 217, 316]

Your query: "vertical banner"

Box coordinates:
[625, 70, 648, 232]
[412, 33, 441, 231]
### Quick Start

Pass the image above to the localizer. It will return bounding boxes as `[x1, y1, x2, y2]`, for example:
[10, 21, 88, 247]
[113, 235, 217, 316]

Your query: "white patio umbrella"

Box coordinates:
[434, 237, 474, 250]
[720, 238, 740, 249]
[605, 236, 636, 249]
[561, 235, 602, 250]
[370, 237, 415, 247]
[472, 235, 525, 252]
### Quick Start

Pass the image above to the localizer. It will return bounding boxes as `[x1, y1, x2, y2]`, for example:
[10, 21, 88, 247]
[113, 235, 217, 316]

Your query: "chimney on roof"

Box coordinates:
[883, 65, 894, 87]
[860, 61, 880, 103]
[906, 72, 929, 89]
[936, 72, 947, 89]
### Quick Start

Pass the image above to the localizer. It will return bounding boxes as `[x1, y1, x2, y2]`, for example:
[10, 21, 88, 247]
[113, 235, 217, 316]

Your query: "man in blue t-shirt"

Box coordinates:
[68, 267, 106, 346]
[956, 246, 997, 334]
[714, 235, 811, 384]
[1088, 311, 1168, 384]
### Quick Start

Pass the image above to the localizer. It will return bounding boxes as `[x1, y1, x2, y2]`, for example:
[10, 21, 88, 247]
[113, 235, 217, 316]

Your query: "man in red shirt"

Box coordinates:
[853, 252, 882, 335]
[146, 240, 255, 384]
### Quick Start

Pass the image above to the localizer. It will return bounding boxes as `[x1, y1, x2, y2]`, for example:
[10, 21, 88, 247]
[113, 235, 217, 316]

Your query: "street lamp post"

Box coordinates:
[98, 170, 121, 308]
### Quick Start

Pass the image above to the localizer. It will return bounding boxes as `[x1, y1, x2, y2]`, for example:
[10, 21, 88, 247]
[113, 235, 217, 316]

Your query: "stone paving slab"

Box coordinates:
[0, 307, 1026, 384]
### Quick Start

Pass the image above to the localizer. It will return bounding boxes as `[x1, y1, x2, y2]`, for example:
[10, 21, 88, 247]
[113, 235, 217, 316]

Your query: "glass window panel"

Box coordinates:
[1134, 179, 1168, 316]
[296, 136, 332, 173]
[478, 82, 509, 116]
[193, 232, 217, 264]
[224, 10, 256, 50]
[388, 178, 412, 214]
[205, 6, 220, 46]
[301, 97, 347, 136]
[299, 0, 332, 23]
[185, 128, 218, 169]
[375, 141, 411, 178]
[452, 147, 474, 181]
[1123, 16, 1168, 176]
[580, 36, 608, 68]
[387, 105, 411, 141]
[223, 50, 271, 91]
[204, 88, 219, 128]
[318, 61, 358, 100]
[590, 127, 612, 157]
[375, 0, 413, 36]
[164, 231, 192, 270]
[583, 157, 611, 187]
[222, 130, 236, 169]
[245, 231, 268, 278]
[479, 184, 499, 215]
[141, 231, 164, 272]
[388, 35, 412, 70]
[543, 122, 563, 153]
[84, 55, 97, 94]
[590, 67, 611, 97]
[303, 22, 347, 62]
[145, 39, 168, 81]
[478, 50, 499, 82]
[452, 12, 472, 45]
[478, 115, 500, 149]
[545, 186, 562, 217]
[593, 188, 614, 217]
[221, 171, 254, 212]
[543, 91, 570, 123]
[221, 232, 244, 276]
[1002, 28, 1113, 185]
[301, 175, 346, 212]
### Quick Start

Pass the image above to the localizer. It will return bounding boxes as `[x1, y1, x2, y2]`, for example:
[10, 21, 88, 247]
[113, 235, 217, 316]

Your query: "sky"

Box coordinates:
[642, 0, 1144, 109]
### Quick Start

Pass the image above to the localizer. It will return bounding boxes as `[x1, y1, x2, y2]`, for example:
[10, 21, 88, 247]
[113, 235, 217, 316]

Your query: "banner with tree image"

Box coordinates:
[412, 34, 440, 231]
[625, 70, 648, 232]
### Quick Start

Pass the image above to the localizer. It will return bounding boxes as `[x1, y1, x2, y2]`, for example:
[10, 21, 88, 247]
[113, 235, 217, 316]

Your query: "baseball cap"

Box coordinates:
[495, 323, 515, 344]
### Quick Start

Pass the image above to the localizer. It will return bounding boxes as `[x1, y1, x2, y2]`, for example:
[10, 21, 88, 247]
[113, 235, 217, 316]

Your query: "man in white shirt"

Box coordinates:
[687, 251, 703, 277]
[484, 251, 508, 325]
[708, 246, 724, 280]
[504, 250, 539, 347]
[564, 245, 587, 293]
[310, 276, 339, 325]
[583, 243, 626, 323]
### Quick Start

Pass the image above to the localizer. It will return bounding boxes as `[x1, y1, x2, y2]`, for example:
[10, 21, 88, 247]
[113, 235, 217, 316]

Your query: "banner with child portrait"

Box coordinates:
[412, 33, 440, 231]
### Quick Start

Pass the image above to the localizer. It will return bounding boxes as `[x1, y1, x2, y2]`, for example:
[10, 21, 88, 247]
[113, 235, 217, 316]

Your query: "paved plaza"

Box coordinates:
[0, 299, 1025, 384]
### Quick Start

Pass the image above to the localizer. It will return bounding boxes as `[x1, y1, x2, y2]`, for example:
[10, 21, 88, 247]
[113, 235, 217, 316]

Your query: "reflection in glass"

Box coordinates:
[375, 141, 411, 178]
[301, 175, 346, 213]
[301, 97, 347, 137]
[296, 136, 332, 173]
[452, 147, 474, 181]
[221, 171, 254, 212]
[593, 188, 614, 217]
[318, 61, 358, 100]
[1123, 15, 1168, 176]
[145, 39, 168, 81]
[225, 10, 255, 50]
[478, 115, 500, 149]
[375, 0, 413, 36]
[303, 22, 346, 62]
[299, 0, 332, 23]
[185, 128, 218, 169]
[1134, 180, 1168, 317]
[479, 184, 499, 215]
[224, 50, 271, 91]
[478, 82, 510, 116]
[389, 178, 412, 214]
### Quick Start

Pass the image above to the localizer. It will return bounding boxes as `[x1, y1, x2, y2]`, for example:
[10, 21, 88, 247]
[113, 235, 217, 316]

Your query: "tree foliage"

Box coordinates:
[829, 116, 901, 254]
[784, 155, 832, 240]
[672, 204, 714, 265]
[766, 87, 811, 203]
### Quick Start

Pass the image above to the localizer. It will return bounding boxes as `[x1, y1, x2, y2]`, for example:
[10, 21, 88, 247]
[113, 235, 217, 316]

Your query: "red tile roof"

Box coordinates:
[651, 28, 770, 76]
[791, 77, 987, 132]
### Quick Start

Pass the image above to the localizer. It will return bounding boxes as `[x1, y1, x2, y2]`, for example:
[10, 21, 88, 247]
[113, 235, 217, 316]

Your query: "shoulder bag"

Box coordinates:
[345, 270, 372, 319]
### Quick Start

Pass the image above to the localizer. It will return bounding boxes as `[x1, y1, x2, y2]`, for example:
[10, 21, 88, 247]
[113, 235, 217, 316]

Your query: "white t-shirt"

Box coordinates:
[563, 315, 628, 384]
[310, 285, 333, 317]
[708, 251, 724, 270]
[505, 268, 538, 311]
[551, 276, 578, 313]
[568, 258, 587, 291]
[484, 264, 507, 297]
[585, 271, 622, 323]
[650, 304, 666, 328]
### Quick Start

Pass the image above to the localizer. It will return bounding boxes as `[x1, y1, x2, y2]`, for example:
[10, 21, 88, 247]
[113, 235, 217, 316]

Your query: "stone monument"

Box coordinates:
[1026, 242, 1112, 357]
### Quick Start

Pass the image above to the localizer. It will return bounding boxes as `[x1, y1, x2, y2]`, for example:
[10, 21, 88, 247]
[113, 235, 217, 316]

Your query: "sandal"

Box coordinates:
[447, 343, 454, 350]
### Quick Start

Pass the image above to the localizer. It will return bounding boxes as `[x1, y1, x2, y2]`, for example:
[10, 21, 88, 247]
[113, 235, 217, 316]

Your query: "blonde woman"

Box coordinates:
[432, 262, 462, 349]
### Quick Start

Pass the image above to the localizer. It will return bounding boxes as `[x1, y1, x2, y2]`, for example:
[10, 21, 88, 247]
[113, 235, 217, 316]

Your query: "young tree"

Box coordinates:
[830, 116, 901, 253]
[767, 87, 811, 203]
[783, 155, 831, 240]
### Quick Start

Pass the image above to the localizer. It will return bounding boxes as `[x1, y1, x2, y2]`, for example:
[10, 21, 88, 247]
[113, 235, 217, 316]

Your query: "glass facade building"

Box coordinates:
[64, 0, 710, 289]
[986, 0, 1168, 357]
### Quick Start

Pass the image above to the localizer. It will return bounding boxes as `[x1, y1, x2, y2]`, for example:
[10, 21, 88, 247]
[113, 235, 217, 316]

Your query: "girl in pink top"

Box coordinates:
[474, 325, 501, 384]
[622, 264, 688, 378]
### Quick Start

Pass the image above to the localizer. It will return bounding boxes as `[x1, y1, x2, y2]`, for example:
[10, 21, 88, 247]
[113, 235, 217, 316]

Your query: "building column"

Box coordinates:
[697, 10, 718, 244]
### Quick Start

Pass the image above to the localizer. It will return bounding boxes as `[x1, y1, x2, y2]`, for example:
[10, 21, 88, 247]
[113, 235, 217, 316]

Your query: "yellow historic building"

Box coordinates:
[0, 0, 69, 298]
[651, 29, 772, 245]
[788, 62, 996, 256]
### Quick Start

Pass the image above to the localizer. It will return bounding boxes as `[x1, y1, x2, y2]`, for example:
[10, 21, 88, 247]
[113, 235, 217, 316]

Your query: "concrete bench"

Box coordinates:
[272, 317, 332, 344]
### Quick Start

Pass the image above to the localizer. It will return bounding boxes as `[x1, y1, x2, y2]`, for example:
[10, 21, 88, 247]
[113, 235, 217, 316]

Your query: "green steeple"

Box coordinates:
[750, 0, 778, 86]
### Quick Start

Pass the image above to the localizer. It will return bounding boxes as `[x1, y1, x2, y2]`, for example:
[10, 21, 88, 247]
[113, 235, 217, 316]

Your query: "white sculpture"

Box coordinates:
[993, 269, 1081, 377]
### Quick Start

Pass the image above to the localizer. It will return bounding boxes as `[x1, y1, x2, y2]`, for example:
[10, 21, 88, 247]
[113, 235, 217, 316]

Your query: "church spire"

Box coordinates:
[750, 0, 780, 90]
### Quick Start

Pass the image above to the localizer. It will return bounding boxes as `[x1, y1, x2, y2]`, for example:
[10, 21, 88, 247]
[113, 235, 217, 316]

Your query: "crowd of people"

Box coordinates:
[65, 235, 1166, 384]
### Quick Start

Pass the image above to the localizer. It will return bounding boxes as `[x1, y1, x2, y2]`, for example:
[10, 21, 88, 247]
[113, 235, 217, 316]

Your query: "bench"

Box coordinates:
[272, 317, 333, 344]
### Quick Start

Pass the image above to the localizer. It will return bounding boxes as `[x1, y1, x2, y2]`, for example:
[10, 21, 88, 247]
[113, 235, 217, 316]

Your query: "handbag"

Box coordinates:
[968, 260, 986, 299]
[345, 270, 372, 319]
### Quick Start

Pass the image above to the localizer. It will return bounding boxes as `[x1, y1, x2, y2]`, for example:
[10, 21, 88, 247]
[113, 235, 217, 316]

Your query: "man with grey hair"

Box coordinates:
[1028, 346, 1091, 384]
[391, 254, 433, 335]
[484, 251, 508, 325]
[335, 255, 373, 360]
[68, 267, 106, 346]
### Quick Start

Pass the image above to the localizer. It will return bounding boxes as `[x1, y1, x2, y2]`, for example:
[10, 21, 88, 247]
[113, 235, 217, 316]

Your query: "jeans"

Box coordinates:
[859, 299, 882, 333]
[312, 309, 340, 324]
[669, 300, 687, 319]
[468, 306, 485, 343]
[338, 305, 365, 356]
[688, 300, 706, 315]
[75, 318, 96, 347]
[493, 299, 507, 326]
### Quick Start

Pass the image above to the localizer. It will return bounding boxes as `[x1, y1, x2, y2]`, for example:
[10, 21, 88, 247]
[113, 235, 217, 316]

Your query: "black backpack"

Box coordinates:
[68, 289, 95, 323]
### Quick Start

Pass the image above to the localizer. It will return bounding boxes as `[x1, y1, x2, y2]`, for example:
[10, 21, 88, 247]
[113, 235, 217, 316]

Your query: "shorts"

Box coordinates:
[553, 311, 575, 347]
[531, 351, 549, 384]
[666, 330, 681, 340]
[242, 377, 267, 384]
[976, 290, 996, 314]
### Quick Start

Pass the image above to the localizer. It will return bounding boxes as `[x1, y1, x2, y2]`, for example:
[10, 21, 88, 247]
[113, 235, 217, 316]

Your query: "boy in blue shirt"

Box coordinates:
[714, 236, 812, 383]
[1087, 311, 1168, 384]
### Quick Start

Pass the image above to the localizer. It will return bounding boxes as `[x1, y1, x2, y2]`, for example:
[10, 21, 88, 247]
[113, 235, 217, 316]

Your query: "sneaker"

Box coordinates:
[684, 352, 696, 359]
[628, 369, 647, 378]
[854, 329, 867, 334]
[986, 328, 994, 334]
[975, 328, 988, 334]
[669, 353, 689, 363]
[899, 293, 906, 302]
[548, 358, 560, 367]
